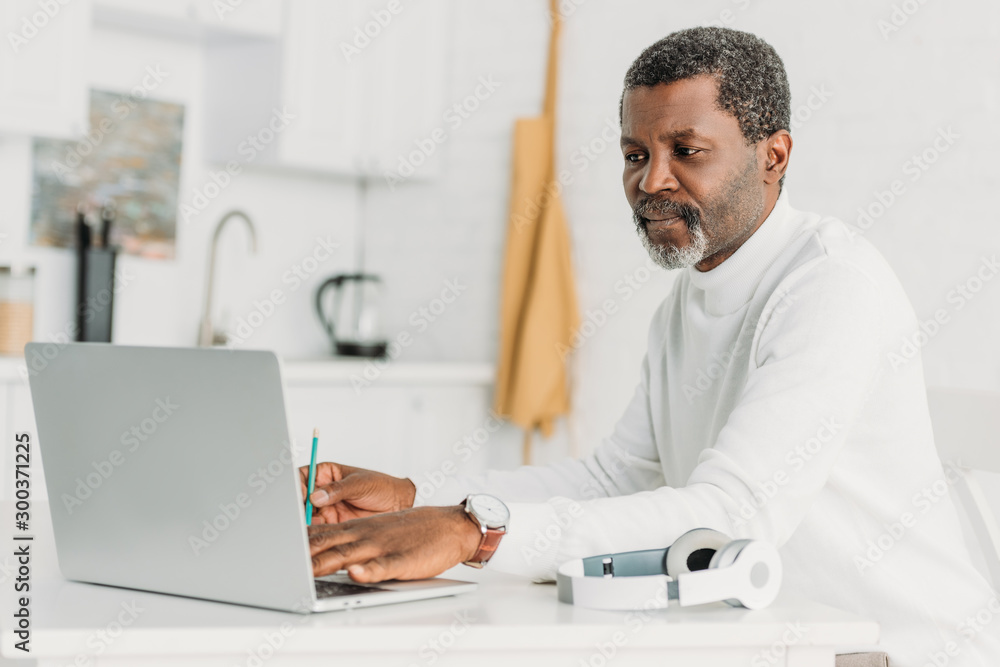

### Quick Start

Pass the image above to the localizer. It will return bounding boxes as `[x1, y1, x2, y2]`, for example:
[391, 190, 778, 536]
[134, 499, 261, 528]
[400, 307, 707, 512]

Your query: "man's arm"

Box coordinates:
[306, 337, 668, 581]
[304, 350, 666, 521]
[308, 258, 886, 584]
[484, 259, 886, 579]
[412, 353, 666, 507]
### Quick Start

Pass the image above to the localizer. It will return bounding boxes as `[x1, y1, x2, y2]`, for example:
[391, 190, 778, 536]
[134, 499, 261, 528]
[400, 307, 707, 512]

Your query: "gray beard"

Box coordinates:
[637, 221, 709, 270]
[633, 150, 764, 271]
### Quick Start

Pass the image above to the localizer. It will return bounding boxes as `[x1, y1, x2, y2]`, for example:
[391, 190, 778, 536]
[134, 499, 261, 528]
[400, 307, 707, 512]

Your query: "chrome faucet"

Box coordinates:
[198, 210, 258, 347]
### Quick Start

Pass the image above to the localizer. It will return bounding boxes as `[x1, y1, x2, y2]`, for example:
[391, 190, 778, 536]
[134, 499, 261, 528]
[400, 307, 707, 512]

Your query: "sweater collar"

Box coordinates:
[686, 188, 799, 315]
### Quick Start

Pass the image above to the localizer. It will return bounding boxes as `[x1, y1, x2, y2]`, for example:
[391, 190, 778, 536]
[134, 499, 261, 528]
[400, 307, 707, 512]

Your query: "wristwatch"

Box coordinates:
[461, 494, 510, 568]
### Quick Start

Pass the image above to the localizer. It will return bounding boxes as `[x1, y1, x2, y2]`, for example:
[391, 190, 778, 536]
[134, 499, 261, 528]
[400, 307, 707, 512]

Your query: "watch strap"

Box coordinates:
[465, 526, 505, 568]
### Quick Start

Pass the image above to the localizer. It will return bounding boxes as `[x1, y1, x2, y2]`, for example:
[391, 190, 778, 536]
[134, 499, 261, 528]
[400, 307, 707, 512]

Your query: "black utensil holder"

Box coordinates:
[76, 247, 118, 343]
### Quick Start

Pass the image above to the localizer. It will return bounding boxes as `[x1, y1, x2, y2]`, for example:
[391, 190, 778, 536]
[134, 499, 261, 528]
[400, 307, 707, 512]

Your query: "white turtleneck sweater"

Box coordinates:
[416, 190, 1000, 667]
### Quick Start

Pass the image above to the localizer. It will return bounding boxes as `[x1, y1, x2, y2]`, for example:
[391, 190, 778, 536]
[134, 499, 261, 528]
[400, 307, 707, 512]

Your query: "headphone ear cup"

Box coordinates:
[665, 528, 731, 576]
[708, 539, 749, 570]
[708, 540, 752, 608]
[706, 539, 783, 609]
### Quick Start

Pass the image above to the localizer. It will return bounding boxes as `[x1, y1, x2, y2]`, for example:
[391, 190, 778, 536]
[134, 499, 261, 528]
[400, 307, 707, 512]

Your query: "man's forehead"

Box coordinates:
[620, 77, 735, 139]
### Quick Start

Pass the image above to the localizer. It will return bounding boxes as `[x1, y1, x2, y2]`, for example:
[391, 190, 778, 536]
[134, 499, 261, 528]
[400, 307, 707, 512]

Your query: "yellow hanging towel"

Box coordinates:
[494, 0, 580, 464]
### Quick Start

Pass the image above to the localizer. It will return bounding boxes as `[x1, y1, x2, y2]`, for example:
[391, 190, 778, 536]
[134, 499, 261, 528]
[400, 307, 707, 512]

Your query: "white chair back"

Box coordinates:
[926, 387, 1000, 589]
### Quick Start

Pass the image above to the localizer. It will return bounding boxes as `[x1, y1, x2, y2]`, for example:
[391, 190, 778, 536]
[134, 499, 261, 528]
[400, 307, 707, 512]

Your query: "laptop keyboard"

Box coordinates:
[314, 578, 390, 599]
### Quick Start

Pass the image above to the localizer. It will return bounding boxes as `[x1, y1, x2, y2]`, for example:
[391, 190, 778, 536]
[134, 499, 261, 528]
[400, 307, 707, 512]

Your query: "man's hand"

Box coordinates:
[308, 506, 483, 583]
[299, 462, 416, 525]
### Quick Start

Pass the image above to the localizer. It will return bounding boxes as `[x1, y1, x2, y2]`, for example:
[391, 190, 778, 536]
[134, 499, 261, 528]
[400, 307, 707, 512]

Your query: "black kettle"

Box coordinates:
[315, 274, 388, 358]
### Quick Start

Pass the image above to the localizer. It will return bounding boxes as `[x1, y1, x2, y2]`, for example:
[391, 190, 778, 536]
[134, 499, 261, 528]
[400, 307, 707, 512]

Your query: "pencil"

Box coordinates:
[305, 428, 319, 526]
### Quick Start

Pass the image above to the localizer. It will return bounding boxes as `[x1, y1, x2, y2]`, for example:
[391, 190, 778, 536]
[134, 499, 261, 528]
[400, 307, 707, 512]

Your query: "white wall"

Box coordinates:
[369, 0, 1000, 459]
[1, 0, 997, 467]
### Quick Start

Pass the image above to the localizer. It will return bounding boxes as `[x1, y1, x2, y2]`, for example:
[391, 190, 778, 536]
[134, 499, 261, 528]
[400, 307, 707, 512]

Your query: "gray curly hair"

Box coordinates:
[620, 27, 791, 146]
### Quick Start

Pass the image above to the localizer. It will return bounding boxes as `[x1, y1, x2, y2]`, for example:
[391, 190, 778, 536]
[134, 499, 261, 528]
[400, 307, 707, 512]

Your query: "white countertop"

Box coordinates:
[279, 357, 495, 386]
[0, 502, 880, 666]
[0, 352, 495, 386]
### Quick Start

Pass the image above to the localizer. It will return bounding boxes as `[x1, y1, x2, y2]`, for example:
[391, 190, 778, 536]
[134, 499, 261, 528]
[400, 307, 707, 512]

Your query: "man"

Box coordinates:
[303, 27, 999, 667]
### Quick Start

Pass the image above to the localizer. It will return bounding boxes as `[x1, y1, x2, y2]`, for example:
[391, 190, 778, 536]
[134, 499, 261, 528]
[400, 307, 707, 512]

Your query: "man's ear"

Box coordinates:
[761, 130, 792, 185]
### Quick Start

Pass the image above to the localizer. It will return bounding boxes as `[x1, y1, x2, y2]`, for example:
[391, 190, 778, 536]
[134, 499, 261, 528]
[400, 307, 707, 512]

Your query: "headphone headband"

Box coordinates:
[556, 529, 782, 611]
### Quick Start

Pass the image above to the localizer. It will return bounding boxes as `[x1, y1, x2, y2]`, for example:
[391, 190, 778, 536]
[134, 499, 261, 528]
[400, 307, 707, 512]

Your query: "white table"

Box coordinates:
[1, 502, 878, 666]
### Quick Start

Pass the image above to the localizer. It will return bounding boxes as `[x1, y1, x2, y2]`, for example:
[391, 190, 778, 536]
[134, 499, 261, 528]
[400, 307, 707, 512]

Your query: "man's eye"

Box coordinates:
[625, 153, 645, 163]
[676, 147, 700, 157]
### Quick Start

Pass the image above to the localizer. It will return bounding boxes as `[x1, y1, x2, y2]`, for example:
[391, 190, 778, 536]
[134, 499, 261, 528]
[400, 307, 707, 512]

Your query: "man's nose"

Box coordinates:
[639, 154, 679, 195]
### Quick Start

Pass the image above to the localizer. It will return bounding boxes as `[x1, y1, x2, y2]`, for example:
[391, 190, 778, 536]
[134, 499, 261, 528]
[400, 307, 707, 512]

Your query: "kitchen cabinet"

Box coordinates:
[284, 382, 497, 482]
[0, 0, 289, 139]
[93, 0, 284, 38]
[0, 0, 90, 138]
[203, 0, 450, 177]
[0, 357, 504, 504]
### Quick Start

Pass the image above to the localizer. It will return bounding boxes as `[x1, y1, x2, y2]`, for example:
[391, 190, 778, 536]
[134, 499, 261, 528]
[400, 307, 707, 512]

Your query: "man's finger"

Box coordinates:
[346, 555, 400, 583]
[316, 505, 343, 525]
[300, 464, 324, 499]
[308, 524, 354, 554]
[314, 462, 339, 488]
[310, 475, 360, 507]
[311, 539, 382, 577]
[307, 506, 343, 525]
[300, 462, 339, 491]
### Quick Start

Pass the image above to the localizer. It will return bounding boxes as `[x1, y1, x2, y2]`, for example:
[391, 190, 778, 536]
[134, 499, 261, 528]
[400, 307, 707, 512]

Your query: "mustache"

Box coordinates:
[632, 197, 701, 230]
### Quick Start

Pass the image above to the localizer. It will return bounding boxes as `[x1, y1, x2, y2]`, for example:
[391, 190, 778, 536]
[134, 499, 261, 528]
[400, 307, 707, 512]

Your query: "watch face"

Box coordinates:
[469, 494, 509, 528]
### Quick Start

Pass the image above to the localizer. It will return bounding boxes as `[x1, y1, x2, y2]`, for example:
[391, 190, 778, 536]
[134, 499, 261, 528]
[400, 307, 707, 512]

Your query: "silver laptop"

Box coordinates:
[26, 342, 476, 613]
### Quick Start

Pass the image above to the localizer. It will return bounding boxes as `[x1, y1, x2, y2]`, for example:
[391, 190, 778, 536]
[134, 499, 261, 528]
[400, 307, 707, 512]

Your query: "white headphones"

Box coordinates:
[556, 528, 782, 611]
